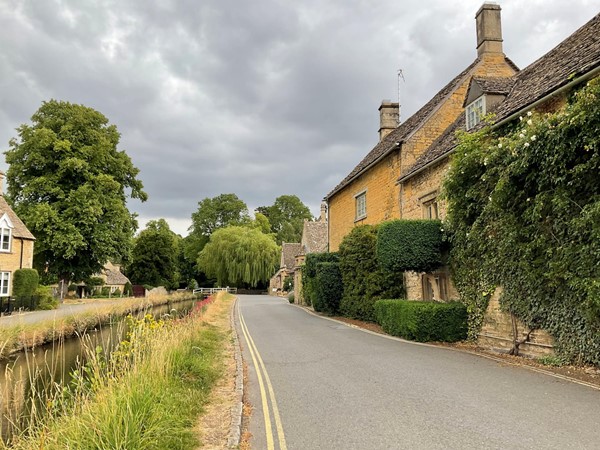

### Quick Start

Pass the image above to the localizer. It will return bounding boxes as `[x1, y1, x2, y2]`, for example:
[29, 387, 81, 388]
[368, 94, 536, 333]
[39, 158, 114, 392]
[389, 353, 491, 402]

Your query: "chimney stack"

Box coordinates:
[319, 201, 327, 222]
[476, 3, 503, 57]
[0, 171, 4, 196]
[378, 101, 399, 141]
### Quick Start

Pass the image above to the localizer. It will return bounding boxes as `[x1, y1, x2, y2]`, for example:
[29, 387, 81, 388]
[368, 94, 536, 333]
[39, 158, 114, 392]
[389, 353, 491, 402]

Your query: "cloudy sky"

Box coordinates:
[0, 0, 597, 235]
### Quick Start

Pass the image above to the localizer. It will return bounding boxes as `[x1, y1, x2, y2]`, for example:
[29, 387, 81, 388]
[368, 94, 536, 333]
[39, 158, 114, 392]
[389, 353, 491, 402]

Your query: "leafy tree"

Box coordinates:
[4, 100, 147, 287]
[128, 219, 180, 289]
[197, 225, 279, 287]
[190, 193, 250, 239]
[257, 195, 312, 244]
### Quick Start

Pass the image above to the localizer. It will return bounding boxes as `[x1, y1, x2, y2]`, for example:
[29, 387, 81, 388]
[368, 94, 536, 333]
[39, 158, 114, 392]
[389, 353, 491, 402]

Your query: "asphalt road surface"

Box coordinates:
[236, 295, 600, 450]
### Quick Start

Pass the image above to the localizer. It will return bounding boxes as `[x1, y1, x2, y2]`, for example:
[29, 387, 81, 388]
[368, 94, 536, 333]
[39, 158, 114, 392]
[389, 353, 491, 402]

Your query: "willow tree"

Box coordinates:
[197, 225, 278, 287]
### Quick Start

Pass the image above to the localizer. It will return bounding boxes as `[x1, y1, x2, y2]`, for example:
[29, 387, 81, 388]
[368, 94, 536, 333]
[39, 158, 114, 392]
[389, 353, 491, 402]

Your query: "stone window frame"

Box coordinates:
[422, 270, 449, 301]
[0, 214, 13, 253]
[419, 190, 439, 220]
[354, 190, 367, 221]
[466, 95, 486, 130]
[0, 271, 10, 297]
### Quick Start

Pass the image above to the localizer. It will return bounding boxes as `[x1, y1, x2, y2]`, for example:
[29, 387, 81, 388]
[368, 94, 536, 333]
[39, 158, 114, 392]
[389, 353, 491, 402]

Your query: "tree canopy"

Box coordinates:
[128, 219, 180, 289]
[4, 100, 147, 283]
[197, 224, 279, 287]
[190, 193, 250, 238]
[257, 195, 312, 244]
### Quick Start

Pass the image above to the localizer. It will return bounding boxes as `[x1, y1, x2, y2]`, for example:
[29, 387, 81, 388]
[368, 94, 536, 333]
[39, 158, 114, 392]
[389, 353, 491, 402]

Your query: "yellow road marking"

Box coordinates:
[238, 302, 288, 450]
[238, 303, 274, 450]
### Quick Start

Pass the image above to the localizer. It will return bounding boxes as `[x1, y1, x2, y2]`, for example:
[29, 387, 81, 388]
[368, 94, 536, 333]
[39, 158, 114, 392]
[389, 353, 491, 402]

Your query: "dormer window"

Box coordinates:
[466, 96, 486, 130]
[0, 213, 13, 253]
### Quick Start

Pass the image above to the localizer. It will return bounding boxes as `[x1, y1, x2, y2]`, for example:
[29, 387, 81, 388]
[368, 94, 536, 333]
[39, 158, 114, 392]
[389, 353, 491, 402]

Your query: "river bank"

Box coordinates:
[0, 292, 202, 359]
[3, 292, 234, 449]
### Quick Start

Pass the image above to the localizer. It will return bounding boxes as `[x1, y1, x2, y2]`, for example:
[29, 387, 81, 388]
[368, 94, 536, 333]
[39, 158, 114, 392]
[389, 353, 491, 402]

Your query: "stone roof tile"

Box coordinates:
[0, 195, 35, 240]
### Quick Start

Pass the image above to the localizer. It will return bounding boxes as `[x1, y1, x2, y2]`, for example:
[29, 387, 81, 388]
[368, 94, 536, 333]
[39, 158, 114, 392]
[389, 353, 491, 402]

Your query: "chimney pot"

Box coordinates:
[476, 2, 503, 57]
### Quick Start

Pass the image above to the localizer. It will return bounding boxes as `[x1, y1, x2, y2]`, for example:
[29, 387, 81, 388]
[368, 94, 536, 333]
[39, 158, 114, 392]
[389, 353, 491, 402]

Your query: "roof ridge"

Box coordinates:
[325, 57, 483, 199]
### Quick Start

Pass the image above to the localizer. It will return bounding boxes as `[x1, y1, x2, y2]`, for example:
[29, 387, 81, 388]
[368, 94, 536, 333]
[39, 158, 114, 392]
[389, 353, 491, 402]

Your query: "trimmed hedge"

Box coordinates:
[377, 220, 443, 273]
[12, 268, 39, 299]
[313, 262, 343, 315]
[374, 299, 467, 342]
[339, 225, 405, 321]
[302, 252, 339, 306]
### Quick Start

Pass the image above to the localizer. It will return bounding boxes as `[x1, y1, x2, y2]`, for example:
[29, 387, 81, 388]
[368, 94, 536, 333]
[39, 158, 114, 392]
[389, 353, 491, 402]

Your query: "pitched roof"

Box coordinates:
[400, 12, 600, 183]
[301, 220, 328, 254]
[281, 243, 303, 269]
[493, 12, 600, 122]
[104, 267, 130, 285]
[463, 76, 516, 106]
[325, 57, 488, 199]
[0, 195, 35, 240]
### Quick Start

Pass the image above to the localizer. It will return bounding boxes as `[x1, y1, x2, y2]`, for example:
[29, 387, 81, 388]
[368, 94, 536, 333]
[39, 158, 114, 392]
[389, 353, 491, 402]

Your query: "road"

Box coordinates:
[236, 295, 600, 450]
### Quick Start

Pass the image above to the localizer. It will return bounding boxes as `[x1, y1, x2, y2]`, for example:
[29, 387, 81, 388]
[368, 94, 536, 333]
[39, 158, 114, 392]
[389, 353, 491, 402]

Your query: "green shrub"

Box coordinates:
[374, 299, 467, 342]
[124, 282, 133, 297]
[100, 287, 111, 297]
[288, 292, 295, 304]
[12, 268, 39, 299]
[283, 275, 294, 292]
[443, 78, 600, 364]
[313, 262, 343, 315]
[339, 225, 405, 321]
[35, 286, 59, 310]
[302, 252, 339, 306]
[377, 220, 443, 273]
[112, 288, 122, 297]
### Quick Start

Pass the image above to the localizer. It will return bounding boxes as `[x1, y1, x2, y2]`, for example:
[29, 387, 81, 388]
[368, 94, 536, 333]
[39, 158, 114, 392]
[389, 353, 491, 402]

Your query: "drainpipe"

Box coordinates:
[19, 238, 24, 269]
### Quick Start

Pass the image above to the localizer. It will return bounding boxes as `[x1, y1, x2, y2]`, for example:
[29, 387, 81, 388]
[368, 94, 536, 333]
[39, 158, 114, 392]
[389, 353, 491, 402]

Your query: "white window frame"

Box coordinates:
[0, 272, 10, 297]
[354, 190, 367, 221]
[0, 213, 13, 253]
[466, 96, 486, 130]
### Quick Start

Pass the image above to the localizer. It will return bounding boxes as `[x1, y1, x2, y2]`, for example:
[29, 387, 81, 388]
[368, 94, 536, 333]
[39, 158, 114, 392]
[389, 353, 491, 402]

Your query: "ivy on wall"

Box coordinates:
[443, 78, 600, 365]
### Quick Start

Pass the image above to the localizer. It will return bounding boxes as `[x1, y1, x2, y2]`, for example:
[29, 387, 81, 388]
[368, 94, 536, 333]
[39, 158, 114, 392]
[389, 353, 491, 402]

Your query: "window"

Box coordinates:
[0, 226, 11, 252]
[0, 213, 13, 253]
[0, 272, 10, 297]
[422, 272, 448, 301]
[466, 96, 486, 130]
[355, 191, 367, 221]
[423, 199, 439, 220]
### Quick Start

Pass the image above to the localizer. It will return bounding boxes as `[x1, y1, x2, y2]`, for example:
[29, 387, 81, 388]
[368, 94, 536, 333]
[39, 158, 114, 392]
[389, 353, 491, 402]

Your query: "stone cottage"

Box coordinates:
[270, 242, 303, 296]
[396, 11, 600, 355]
[325, 3, 517, 263]
[0, 172, 35, 300]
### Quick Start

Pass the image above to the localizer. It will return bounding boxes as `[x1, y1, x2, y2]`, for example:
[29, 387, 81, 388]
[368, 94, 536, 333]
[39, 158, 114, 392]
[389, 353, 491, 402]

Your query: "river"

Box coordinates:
[0, 297, 200, 444]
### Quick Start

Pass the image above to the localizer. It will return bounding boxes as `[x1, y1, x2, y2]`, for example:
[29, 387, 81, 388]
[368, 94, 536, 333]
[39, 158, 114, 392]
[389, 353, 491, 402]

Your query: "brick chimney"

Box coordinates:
[476, 3, 503, 57]
[378, 100, 399, 141]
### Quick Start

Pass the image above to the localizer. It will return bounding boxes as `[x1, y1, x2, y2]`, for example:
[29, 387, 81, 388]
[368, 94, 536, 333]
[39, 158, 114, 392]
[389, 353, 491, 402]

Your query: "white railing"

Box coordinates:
[192, 287, 238, 295]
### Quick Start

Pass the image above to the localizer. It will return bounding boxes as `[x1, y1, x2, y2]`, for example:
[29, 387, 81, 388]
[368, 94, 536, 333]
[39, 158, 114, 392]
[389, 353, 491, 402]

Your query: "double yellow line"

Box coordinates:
[238, 302, 288, 450]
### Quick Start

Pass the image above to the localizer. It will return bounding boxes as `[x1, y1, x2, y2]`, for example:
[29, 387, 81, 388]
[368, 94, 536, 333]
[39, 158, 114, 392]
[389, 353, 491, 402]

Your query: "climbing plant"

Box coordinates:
[443, 77, 600, 365]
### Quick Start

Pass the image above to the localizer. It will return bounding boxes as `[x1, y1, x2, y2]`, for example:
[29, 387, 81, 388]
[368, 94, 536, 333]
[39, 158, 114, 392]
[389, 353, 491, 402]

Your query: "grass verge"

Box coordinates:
[0, 292, 202, 359]
[3, 292, 235, 450]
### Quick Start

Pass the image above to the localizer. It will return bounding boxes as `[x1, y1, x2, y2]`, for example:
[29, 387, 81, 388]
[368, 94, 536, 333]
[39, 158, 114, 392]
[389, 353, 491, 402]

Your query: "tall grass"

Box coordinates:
[2, 292, 233, 449]
[0, 292, 202, 359]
